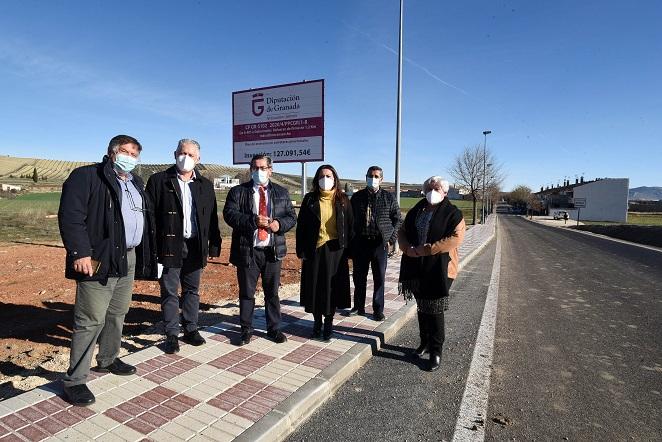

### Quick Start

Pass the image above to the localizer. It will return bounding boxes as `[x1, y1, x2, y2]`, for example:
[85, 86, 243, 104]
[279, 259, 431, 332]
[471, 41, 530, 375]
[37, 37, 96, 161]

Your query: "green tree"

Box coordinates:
[32, 167, 38, 183]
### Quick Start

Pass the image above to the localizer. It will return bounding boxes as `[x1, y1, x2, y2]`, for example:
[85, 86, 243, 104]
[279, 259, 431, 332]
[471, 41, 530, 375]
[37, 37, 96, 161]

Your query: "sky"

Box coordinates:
[0, 0, 660, 192]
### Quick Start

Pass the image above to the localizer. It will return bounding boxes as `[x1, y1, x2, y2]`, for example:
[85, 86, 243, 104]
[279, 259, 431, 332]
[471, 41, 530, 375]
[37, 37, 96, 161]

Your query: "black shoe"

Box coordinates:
[239, 331, 252, 346]
[323, 316, 334, 342]
[182, 330, 206, 346]
[349, 307, 365, 317]
[373, 312, 385, 321]
[267, 330, 288, 344]
[429, 354, 441, 372]
[164, 335, 180, 354]
[63, 384, 95, 406]
[413, 343, 428, 358]
[93, 358, 136, 376]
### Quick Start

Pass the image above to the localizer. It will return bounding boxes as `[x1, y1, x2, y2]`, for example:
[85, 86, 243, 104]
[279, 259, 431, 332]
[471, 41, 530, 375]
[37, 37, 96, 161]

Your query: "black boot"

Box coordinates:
[429, 353, 441, 371]
[312, 315, 322, 340]
[414, 312, 429, 358]
[323, 315, 334, 342]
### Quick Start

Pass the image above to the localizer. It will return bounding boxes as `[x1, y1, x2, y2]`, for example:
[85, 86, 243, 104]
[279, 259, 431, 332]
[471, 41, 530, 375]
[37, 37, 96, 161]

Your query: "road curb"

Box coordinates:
[245, 220, 498, 441]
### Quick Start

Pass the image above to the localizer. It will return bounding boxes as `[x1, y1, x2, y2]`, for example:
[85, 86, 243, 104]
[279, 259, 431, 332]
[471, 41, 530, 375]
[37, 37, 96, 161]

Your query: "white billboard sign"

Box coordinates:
[573, 198, 586, 208]
[232, 79, 324, 164]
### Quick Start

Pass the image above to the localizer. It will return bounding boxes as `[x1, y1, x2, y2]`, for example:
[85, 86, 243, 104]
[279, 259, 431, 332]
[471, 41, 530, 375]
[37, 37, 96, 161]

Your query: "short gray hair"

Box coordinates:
[176, 139, 201, 154]
[423, 176, 450, 194]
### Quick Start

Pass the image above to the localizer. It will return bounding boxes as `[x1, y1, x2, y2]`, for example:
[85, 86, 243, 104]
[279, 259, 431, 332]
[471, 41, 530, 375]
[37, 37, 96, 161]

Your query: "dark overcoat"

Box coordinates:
[58, 156, 158, 282]
[146, 166, 221, 269]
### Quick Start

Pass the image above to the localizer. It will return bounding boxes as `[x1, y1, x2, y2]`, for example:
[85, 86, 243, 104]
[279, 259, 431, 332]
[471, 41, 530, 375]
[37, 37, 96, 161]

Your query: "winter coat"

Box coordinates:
[223, 180, 297, 267]
[145, 166, 221, 269]
[350, 187, 402, 246]
[398, 198, 464, 299]
[295, 191, 354, 260]
[58, 156, 158, 282]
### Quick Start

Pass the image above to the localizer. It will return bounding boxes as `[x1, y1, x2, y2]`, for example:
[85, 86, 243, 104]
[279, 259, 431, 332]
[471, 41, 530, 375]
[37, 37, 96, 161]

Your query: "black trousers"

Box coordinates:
[352, 236, 388, 314]
[237, 248, 282, 334]
[160, 238, 203, 336]
[416, 279, 453, 357]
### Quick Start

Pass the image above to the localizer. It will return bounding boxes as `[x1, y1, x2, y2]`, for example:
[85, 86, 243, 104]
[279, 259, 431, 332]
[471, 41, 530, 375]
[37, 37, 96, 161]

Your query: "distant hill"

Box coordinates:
[0, 155, 418, 194]
[629, 186, 662, 201]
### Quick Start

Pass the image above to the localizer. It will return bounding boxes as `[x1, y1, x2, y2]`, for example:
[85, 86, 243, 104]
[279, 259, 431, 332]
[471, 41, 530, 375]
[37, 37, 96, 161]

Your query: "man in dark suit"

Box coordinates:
[146, 139, 221, 354]
[350, 165, 402, 320]
[223, 154, 297, 345]
[58, 134, 158, 406]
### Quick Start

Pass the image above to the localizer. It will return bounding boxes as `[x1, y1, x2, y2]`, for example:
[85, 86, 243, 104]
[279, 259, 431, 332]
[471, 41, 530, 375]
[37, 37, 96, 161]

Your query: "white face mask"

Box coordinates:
[176, 154, 196, 173]
[319, 176, 334, 191]
[367, 177, 380, 190]
[426, 190, 443, 205]
[251, 169, 269, 185]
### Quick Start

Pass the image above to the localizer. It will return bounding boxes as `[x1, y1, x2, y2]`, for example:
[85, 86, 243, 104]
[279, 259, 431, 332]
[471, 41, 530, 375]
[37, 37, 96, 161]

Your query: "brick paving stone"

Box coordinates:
[207, 397, 236, 412]
[172, 393, 200, 408]
[0, 414, 29, 431]
[51, 410, 82, 427]
[215, 391, 244, 407]
[230, 407, 263, 422]
[150, 404, 180, 420]
[17, 425, 49, 441]
[103, 407, 133, 424]
[35, 417, 68, 435]
[0, 424, 8, 437]
[242, 399, 271, 416]
[133, 395, 159, 410]
[117, 401, 144, 416]
[0, 433, 24, 442]
[125, 417, 157, 435]
[139, 410, 170, 428]
[33, 399, 65, 415]
[227, 365, 255, 376]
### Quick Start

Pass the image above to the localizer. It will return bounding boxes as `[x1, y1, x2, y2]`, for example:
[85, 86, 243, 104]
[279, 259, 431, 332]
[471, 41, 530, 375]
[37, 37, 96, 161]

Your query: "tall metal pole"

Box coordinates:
[301, 162, 307, 196]
[482, 130, 491, 224]
[395, 0, 404, 204]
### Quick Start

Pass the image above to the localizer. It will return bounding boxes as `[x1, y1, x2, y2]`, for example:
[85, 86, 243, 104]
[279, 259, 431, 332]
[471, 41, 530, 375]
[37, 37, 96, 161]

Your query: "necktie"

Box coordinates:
[258, 186, 268, 241]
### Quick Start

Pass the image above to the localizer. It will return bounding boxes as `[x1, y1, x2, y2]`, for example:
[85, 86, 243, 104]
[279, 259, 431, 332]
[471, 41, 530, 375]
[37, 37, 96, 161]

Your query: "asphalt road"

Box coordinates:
[287, 216, 662, 441]
[486, 216, 662, 441]
[287, 237, 497, 442]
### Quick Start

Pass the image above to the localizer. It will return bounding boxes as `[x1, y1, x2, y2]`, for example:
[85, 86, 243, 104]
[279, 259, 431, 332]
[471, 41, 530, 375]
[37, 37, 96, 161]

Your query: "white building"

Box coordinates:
[537, 177, 629, 223]
[1, 183, 22, 192]
[572, 178, 629, 223]
[214, 175, 239, 190]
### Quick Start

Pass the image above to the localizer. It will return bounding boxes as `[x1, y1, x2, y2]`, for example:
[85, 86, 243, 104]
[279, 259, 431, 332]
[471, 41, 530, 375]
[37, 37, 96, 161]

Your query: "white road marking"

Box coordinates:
[452, 228, 502, 442]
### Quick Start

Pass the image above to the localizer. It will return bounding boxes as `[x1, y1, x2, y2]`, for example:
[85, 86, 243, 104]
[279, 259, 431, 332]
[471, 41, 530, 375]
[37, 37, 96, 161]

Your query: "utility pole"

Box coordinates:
[395, 0, 404, 204]
[482, 130, 491, 223]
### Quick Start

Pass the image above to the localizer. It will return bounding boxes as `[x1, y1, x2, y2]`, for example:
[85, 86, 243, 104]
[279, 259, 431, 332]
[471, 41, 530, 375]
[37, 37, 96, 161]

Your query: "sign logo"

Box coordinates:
[252, 93, 265, 116]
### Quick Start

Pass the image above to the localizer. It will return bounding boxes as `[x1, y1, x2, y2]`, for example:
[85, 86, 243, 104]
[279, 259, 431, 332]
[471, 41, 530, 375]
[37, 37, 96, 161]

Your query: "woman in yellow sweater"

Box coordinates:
[296, 164, 354, 341]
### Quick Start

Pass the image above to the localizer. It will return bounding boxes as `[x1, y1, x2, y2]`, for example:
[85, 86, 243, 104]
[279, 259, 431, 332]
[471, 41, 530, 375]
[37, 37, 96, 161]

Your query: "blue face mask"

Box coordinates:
[367, 177, 380, 190]
[113, 153, 138, 173]
[252, 169, 269, 185]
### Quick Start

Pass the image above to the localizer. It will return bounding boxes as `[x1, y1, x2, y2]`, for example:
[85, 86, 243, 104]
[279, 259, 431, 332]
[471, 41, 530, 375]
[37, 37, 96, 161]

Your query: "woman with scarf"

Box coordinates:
[398, 176, 465, 371]
[296, 164, 354, 341]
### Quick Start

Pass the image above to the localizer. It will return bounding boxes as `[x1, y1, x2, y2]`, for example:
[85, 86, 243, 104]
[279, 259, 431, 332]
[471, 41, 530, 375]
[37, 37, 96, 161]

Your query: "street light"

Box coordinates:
[482, 130, 491, 224]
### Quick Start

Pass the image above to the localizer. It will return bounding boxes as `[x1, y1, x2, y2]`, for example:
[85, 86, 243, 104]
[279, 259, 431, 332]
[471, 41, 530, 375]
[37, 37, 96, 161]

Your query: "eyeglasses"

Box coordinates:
[123, 182, 145, 212]
[253, 166, 271, 171]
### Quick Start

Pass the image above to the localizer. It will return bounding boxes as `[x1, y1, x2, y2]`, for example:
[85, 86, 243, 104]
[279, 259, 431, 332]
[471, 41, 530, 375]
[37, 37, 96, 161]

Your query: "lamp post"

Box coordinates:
[394, 0, 404, 205]
[482, 130, 491, 224]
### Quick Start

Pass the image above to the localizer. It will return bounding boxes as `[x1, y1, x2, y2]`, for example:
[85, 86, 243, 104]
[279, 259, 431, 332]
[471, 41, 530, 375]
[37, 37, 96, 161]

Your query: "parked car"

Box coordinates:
[553, 210, 569, 220]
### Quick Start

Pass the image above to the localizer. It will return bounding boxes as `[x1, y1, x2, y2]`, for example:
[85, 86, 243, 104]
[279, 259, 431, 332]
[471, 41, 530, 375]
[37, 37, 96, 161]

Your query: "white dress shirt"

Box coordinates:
[177, 171, 198, 239]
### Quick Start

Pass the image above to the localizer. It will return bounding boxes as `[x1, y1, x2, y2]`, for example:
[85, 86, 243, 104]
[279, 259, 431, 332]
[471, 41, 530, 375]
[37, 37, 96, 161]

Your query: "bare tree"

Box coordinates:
[448, 144, 504, 224]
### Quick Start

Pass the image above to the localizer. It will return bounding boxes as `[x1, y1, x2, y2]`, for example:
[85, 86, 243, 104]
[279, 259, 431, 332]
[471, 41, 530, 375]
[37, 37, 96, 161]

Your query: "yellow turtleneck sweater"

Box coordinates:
[317, 189, 338, 248]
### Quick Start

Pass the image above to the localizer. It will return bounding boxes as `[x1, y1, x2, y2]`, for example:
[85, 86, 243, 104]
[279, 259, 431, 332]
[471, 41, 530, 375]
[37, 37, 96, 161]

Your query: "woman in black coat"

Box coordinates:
[296, 164, 354, 341]
[398, 176, 465, 371]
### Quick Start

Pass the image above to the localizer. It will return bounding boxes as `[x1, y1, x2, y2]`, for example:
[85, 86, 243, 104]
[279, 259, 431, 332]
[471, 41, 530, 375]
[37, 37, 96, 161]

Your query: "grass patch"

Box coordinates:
[575, 212, 662, 226]
[0, 193, 62, 242]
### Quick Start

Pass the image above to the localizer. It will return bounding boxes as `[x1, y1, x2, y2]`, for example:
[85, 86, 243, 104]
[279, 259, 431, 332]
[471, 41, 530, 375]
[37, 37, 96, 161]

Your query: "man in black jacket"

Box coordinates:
[350, 165, 402, 320]
[223, 154, 296, 346]
[146, 139, 222, 354]
[58, 134, 157, 406]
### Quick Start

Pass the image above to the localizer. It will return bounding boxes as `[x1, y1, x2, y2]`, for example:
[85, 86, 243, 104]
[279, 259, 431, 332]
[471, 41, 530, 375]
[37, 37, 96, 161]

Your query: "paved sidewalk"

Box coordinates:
[0, 217, 495, 442]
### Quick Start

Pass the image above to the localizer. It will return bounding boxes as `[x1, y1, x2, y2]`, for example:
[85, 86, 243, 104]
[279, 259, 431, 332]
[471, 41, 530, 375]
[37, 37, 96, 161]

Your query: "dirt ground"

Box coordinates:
[0, 239, 302, 400]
